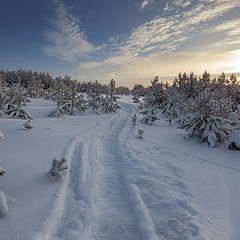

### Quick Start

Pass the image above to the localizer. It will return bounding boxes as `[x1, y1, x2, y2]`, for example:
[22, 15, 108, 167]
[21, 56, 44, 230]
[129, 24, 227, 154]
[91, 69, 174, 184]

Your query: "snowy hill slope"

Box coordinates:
[0, 97, 239, 240]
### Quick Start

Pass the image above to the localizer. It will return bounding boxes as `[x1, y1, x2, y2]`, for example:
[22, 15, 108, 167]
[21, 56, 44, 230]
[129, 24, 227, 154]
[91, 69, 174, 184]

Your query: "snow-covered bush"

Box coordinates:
[76, 95, 88, 112]
[0, 190, 8, 215]
[140, 108, 159, 125]
[180, 89, 236, 147]
[48, 82, 68, 117]
[160, 87, 178, 125]
[228, 130, 240, 150]
[87, 88, 103, 113]
[100, 97, 121, 114]
[50, 158, 68, 180]
[4, 83, 31, 119]
[0, 79, 7, 117]
[138, 129, 144, 139]
[87, 80, 121, 114]
[132, 95, 140, 103]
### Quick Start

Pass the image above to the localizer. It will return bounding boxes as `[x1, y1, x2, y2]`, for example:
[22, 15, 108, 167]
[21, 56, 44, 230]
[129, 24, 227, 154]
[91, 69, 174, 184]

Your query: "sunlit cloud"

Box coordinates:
[139, 0, 154, 11]
[79, 0, 240, 72]
[42, 0, 96, 61]
[42, 0, 240, 85]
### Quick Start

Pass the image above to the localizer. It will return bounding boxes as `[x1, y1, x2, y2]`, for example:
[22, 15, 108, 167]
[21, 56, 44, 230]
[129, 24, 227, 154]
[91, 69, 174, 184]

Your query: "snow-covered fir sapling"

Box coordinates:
[5, 82, 31, 119]
[48, 80, 69, 117]
[0, 131, 8, 216]
[138, 129, 144, 139]
[0, 132, 6, 176]
[0, 132, 6, 175]
[0, 167, 6, 176]
[23, 118, 33, 130]
[50, 158, 68, 180]
[228, 130, 240, 150]
[180, 89, 235, 147]
[140, 108, 159, 125]
[132, 95, 140, 103]
[109, 79, 115, 99]
[131, 114, 137, 126]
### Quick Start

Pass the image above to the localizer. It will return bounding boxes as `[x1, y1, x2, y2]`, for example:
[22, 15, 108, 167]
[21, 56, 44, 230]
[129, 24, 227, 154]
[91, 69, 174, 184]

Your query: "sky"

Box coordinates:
[0, 0, 240, 87]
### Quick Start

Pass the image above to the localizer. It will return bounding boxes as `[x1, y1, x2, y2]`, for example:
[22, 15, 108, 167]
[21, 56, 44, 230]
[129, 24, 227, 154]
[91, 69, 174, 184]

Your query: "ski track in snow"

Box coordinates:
[36, 103, 145, 240]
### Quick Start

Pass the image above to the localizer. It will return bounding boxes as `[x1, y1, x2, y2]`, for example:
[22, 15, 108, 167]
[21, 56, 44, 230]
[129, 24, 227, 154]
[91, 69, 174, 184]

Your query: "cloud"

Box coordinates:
[42, 0, 96, 61]
[79, 0, 240, 72]
[139, 0, 153, 11]
[41, 0, 240, 85]
[204, 19, 240, 37]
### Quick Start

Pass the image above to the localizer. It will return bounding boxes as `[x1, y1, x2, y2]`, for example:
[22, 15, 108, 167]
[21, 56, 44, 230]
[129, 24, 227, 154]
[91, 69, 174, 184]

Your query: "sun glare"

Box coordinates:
[214, 50, 240, 73]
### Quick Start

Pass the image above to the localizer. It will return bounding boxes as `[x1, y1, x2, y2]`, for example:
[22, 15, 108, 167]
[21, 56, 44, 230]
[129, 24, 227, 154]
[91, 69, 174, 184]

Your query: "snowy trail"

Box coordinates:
[36, 103, 145, 240]
[91, 104, 143, 240]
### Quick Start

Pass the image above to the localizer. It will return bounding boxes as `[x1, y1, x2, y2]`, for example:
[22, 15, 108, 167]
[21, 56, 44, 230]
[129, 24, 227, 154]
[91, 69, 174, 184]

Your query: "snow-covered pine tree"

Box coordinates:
[0, 130, 5, 177]
[228, 130, 240, 150]
[87, 87, 103, 113]
[179, 89, 235, 147]
[0, 131, 7, 215]
[4, 82, 31, 119]
[27, 75, 44, 98]
[132, 95, 140, 103]
[48, 80, 68, 117]
[0, 76, 7, 117]
[61, 80, 78, 115]
[109, 79, 115, 99]
[100, 97, 120, 114]
[140, 107, 159, 125]
[160, 86, 178, 124]
[76, 95, 88, 112]
[226, 74, 240, 106]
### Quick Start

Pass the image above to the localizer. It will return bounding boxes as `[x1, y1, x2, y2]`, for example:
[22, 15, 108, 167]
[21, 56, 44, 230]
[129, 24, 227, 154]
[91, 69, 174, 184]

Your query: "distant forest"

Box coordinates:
[0, 69, 239, 98]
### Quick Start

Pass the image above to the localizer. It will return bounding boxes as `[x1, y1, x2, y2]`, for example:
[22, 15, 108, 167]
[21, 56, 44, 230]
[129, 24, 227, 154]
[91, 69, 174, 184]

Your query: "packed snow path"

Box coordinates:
[36, 103, 144, 240]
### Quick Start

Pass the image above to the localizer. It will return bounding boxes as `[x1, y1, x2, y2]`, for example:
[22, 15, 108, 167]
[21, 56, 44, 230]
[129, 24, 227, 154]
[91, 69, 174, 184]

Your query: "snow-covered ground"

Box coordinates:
[0, 97, 239, 240]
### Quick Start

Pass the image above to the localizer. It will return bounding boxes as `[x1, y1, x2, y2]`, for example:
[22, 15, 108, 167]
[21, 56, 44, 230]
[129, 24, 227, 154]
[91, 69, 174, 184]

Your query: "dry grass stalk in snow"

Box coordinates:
[138, 129, 144, 139]
[0, 190, 8, 215]
[23, 119, 33, 130]
[131, 114, 137, 126]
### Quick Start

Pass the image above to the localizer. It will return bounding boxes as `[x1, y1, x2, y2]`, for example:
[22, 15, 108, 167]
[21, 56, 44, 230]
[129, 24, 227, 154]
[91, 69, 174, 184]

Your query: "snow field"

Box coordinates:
[0, 97, 240, 240]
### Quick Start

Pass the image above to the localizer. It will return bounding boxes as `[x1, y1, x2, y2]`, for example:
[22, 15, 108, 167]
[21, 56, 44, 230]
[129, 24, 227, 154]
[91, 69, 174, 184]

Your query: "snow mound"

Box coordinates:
[0, 131, 3, 139]
[0, 191, 8, 215]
